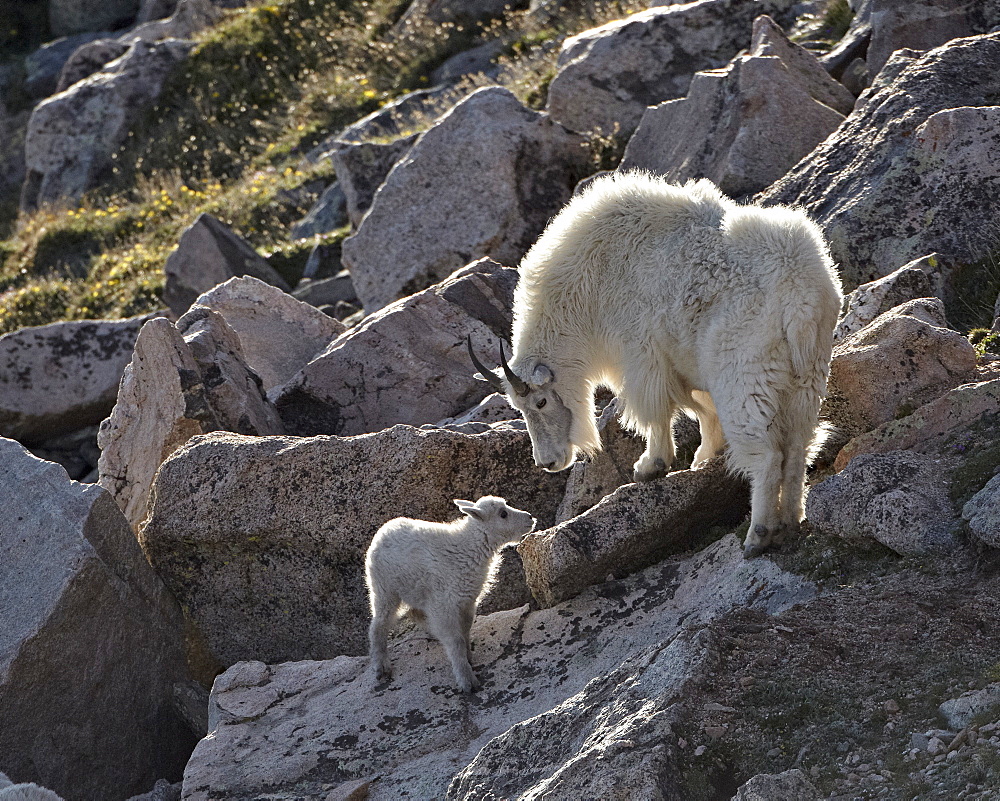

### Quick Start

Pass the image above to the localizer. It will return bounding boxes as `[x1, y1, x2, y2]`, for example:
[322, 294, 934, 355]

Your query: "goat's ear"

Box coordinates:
[454, 499, 483, 520]
[531, 364, 554, 385]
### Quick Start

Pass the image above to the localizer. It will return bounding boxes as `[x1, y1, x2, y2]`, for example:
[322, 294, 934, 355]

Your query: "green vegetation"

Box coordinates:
[948, 249, 1000, 334]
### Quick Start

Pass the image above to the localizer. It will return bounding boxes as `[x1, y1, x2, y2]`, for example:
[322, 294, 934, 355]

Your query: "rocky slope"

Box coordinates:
[3, 1, 1000, 800]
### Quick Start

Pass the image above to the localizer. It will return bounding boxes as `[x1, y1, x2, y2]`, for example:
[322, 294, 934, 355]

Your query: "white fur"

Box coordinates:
[502, 172, 842, 557]
[365, 496, 536, 692]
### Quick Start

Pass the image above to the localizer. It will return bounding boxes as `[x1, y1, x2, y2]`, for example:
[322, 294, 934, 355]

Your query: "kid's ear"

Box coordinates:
[454, 499, 483, 520]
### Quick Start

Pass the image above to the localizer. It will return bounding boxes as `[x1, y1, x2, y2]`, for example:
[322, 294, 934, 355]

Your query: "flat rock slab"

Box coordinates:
[760, 33, 1000, 289]
[341, 87, 587, 312]
[140, 425, 569, 667]
[0, 313, 153, 445]
[275, 259, 517, 437]
[0, 438, 192, 801]
[520, 458, 750, 607]
[180, 535, 813, 800]
[963, 473, 1000, 549]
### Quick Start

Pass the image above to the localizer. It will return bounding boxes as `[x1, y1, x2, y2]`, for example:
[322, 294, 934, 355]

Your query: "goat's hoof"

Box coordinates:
[743, 524, 771, 559]
[457, 676, 481, 693]
[633, 457, 668, 483]
[374, 665, 393, 683]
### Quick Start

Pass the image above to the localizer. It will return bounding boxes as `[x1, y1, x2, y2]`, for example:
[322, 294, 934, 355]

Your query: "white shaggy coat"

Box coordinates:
[502, 172, 842, 556]
[365, 496, 536, 692]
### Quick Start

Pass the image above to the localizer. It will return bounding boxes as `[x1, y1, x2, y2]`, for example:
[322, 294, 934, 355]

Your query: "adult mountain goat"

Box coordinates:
[469, 172, 842, 557]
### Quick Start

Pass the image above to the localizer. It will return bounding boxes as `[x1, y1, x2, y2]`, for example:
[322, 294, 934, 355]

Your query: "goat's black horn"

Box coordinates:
[499, 340, 529, 397]
[467, 336, 506, 394]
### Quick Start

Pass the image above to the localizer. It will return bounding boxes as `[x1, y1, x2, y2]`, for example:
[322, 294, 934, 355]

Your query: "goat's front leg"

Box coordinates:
[633, 421, 675, 482]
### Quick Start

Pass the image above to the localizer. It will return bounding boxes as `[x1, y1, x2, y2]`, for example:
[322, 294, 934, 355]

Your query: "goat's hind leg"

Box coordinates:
[429, 607, 480, 693]
[368, 594, 403, 683]
[741, 442, 784, 558]
[690, 391, 726, 469]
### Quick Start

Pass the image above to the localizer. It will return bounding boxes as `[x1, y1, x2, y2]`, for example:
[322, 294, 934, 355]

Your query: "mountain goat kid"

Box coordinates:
[366, 496, 536, 692]
[469, 172, 842, 558]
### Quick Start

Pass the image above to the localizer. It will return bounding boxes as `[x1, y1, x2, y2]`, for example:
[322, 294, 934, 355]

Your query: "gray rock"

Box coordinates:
[184, 275, 344, 399]
[97, 313, 282, 533]
[123, 779, 181, 801]
[0, 99, 29, 196]
[308, 87, 452, 160]
[139, 423, 569, 667]
[833, 253, 947, 342]
[0, 313, 153, 445]
[289, 181, 347, 239]
[431, 38, 507, 84]
[546, 0, 798, 136]
[56, 39, 130, 92]
[733, 769, 819, 800]
[179, 536, 813, 800]
[0, 782, 64, 801]
[137, 0, 179, 22]
[23, 32, 108, 98]
[22, 38, 192, 210]
[162, 213, 291, 317]
[434, 392, 518, 428]
[963, 473, 1000, 549]
[292, 272, 357, 308]
[621, 14, 851, 197]
[519, 457, 750, 606]
[806, 451, 959, 554]
[836, 377, 1000, 473]
[329, 134, 418, 228]
[275, 259, 518, 436]
[760, 33, 1000, 289]
[49, 0, 139, 36]
[868, 0, 1000, 75]
[341, 87, 587, 312]
[939, 683, 1000, 730]
[840, 56, 871, 96]
[824, 298, 977, 438]
[0, 439, 193, 801]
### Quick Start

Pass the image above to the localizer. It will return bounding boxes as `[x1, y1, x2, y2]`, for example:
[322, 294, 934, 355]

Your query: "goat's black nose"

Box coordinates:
[543, 461, 556, 470]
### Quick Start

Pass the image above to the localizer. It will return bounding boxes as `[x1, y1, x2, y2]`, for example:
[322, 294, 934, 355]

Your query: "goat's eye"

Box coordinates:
[536, 398, 547, 409]
[500, 510, 508, 518]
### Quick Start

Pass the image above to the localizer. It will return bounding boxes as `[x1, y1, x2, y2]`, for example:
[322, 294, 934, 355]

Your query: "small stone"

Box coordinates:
[704, 725, 727, 740]
[767, 747, 781, 758]
[704, 702, 737, 713]
[927, 737, 946, 756]
[884, 699, 901, 714]
[694, 745, 707, 756]
[739, 676, 755, 688]
[677, 738, 687, 750]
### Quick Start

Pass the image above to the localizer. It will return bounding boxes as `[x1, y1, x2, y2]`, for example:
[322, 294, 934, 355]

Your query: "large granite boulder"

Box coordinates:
[0, 313, 153, 445]
[806, 450, 959, 555]
[276, 259, 517, 436]
[341, 87, 587, 312]
[824, 298, 977, 438]
[162, 214, 291, 317]
[184, 275, 344, 399]
[733, 770, 819, 801]
[0, 439, 193, 801]
[545, 0, 797, 136]
[22, 38, 192, 210]
[620, 15, 853, 196]
[97, 313, 282, 533]
[140, 423, 569, 667]
[179, 536, 813, 800]
[760, 33, 1000, 289]
[520, 458, 749, 606]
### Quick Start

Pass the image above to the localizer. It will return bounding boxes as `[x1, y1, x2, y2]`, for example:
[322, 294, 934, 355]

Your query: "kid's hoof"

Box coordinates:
[633, 457, 668, 483]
